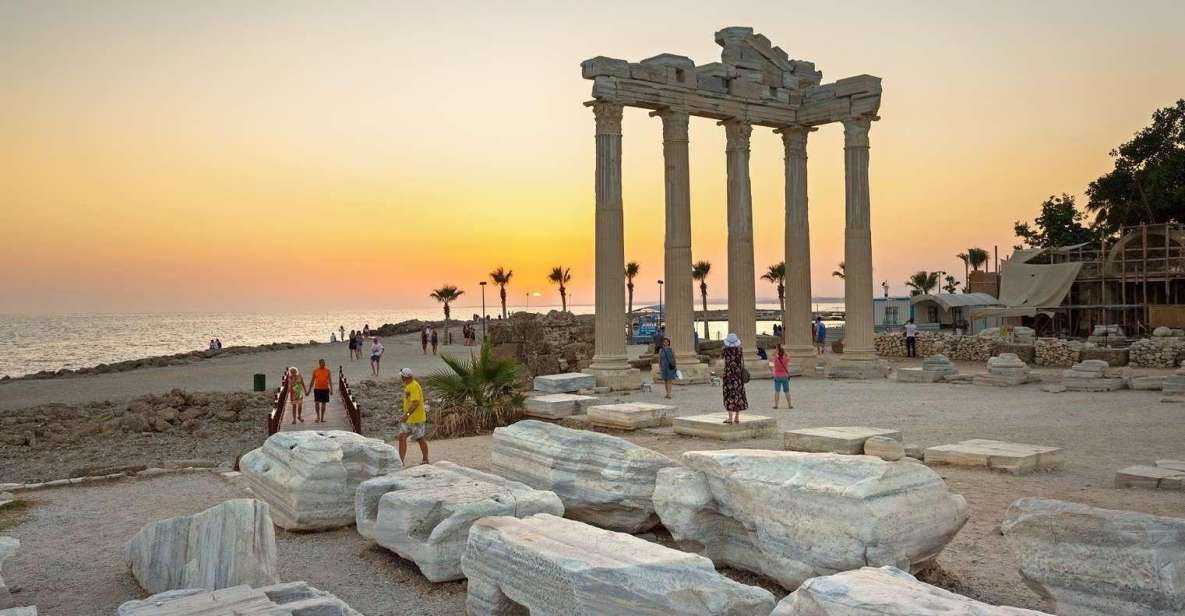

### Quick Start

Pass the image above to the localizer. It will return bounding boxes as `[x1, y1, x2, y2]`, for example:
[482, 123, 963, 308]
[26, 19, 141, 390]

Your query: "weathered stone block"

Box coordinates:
[532, 372, 596, 393]
[1129, 375, 1166, 390]
[461, 513, 776, 616]
[523, 393, 598, 419]
[895, 368, 941, 383]
[0, 537, 17, 609]
[0, 608, 37, 616]
[654, 450, 968, 589]
[1115, 465, 1185, 490]
[492, 420, 676, 532]
[864, 435, 905, 461]
[924, 439, 1063, 475]
[239, 431, 401, 530]
[672, 413, 777, 441]
[355, 462, 562, 582]
[580, 56, 629, 79]
[783, 427, 902, 455]
[117, 582, 363, 615]
[1002, 498, 1185, 616]
[587, 402, 674, 430]
[771, 566, 1047, 615]
[126, 499, 279, 594]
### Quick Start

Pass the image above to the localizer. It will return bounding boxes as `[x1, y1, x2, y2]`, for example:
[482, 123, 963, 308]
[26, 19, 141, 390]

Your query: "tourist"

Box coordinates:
[215, 338, 222, 350]
[287, 366, 306, 423]
[904, 318, 918, 358]
[370, 337, 384, 376]
[652, 325, 665, 354]
[721, 333, 748, 424]
[771, 344, 792, 409]
[348, 330, 358, 361]
[339, 325, 345, 343]
[330, 332, 337, 343]
[430, 327, 439, 354]
[420, 327, 429, 355]
[814, 317, 827, 356]
[396, 368, 430, 465]
[363, 323, 370, 336]
[310, 359, 332, 423]
[658, 337, 676, 399]
[208, 339, 217, 351]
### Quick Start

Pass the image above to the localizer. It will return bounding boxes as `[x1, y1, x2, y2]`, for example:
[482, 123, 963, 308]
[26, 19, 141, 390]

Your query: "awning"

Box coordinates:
[970, 260, 1082, 319]
[910, 292, 1000, 310]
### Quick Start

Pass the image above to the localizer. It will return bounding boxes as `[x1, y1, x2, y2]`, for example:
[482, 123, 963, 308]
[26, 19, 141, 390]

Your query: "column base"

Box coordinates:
[744, 357, 774, 380]
[787, 346, 819, 375]
[582, 366, 643, 391]
[650, 361, 711, 385]
[825, 357, 889, 380]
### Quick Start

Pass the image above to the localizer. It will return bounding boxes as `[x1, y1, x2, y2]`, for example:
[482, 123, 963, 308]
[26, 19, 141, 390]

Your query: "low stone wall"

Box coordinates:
[1035, 338, 1079, 367]
[488, 311, 594, 377]
[1129, 337, 1185, 368]
[874, 332, 994, 362]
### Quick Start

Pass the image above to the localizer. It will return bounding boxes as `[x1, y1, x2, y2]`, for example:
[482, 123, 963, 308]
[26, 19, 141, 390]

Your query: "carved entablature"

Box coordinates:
[581, 26, 881, 128]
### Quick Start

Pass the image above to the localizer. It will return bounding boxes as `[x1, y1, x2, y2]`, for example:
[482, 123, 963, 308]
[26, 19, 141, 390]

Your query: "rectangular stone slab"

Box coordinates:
[523, 394, 598, 419]
[1157, 459, 1185, 472]
[895, 368, 942, 383]
[1115, 465, 1185, 490]
[672, 413, 777, 441]
[587, 403, 674, 429]
[532, 372, 596, 393]
[924, 439, 1063, 475]
[783, 427, 902, 454]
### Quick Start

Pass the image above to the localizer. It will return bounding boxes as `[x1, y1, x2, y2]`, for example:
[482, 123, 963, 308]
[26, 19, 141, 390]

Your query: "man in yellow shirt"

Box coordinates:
[396, 367, 429, 465]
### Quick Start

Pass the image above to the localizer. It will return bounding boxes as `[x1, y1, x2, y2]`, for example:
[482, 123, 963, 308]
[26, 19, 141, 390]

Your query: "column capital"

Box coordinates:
[652, 108, 689, 143]
[842, 115, 878, 148]
[588, 100, 624, 135]
[775, 124, 816, 155]
[720, 118, 752, 151]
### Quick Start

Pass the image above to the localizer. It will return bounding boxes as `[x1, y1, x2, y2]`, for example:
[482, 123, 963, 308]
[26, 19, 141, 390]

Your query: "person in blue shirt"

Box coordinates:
[814, 317, 827, 356]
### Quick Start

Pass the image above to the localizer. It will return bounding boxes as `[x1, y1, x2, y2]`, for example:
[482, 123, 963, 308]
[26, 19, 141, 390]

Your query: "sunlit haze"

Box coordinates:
[2, 0, 1183, 313]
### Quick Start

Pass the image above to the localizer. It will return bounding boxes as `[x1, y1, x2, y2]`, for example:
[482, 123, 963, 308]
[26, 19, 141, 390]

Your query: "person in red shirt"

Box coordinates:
[310, 359, 332, 423]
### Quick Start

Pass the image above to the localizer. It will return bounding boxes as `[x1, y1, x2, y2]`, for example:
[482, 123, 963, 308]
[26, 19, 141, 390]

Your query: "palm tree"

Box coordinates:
[956, 252, 970, 290]
[692, 260, 712, 340]
[625, 261, 640, 317]
[942, 275, 961, 294]
[832, 261, 846, 279]
[430, 285, 465, 345]
[904, 271, 940, 296]
[489, 267, 513, 318]
[547, 267, 572, 312]
[761, 262, 787, 312]
[967, 247, 990, 272]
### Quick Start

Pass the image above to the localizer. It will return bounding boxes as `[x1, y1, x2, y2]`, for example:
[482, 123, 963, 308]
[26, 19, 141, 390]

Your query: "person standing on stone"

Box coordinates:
[658, 337, 677, 399]
[430, 328, 439, 355]
[904, 318, 918, 358]
[814, 317, 827, 356]
[287, 366, 306, 424]
[396, 368, 430, 465]
[310, 359, 332, 423]
[721, 333, 748, 424]
[369, 337, 384, 376]
[771, 344, 792, 410]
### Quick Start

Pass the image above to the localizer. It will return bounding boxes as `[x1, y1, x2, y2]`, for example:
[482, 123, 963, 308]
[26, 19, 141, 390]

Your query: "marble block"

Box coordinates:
[239, 431, 401, 531]
[532, 372, 596, 393]
[126, 499, 279, 594]
[523, 393, 598, 419]
[0, 537, 17, 609]
[461, 513, 776, 616]
[771, 566, 1048, 615]
[783, 427, 902, 454]
[921, 354, 958, 375]
[864, 436, 905, 461]
[116, 582, 362, 616]
[1002, 498, 1185, 616]
[492, 420, 676, 532]
[924, 439, 1063, 475]
[894, 368, 941, 383]
[654, 450, 968, 589]
[1158, 459, 1185, 472]
[355, 461, 563, 582]
[974, 353, 1032, 386]
[1129, 375, 1166, 390]
[1115, 465, 1185, 490]
[672, 413, 777, 441]
[826, 358, 889, 380]
[587, 402, 674, 430]
[0, 608, 36, 616]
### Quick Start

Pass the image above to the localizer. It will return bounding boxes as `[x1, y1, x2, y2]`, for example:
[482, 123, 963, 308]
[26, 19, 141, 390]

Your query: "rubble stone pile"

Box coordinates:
[1129, 337, 1185, 368]
[487, 311, 595, 377]
[1034, 338, 1080, 367]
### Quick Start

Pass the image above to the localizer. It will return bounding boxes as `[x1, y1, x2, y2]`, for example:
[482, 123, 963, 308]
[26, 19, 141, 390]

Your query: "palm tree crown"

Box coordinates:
[904, 271, 940, 296]
[430, 285, 465, 345]
[489, 267, 513, 318]
[625, 261, 640, 316]
[967, 247, 990, 271]
[761, 262, 787, 311]
[832, 261, 846, 279]
[692, 261, 712, 340]
[547, 266, 572, 312]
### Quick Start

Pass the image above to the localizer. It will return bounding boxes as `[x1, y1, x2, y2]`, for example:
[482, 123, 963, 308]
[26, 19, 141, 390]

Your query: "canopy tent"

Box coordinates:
[909, 292, 1000, 310]
[970, 261, 1082, 320]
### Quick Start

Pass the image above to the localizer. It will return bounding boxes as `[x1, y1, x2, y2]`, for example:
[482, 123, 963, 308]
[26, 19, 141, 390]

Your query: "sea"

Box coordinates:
[0, 300, 844, 378]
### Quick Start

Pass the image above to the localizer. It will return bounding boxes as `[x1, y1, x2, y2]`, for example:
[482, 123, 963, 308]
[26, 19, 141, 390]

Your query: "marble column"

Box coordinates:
[655, 109, 705, 380]
[778, 125, 816, 369]
[722, 119, 769, 376]
[839, 115, 878, 366]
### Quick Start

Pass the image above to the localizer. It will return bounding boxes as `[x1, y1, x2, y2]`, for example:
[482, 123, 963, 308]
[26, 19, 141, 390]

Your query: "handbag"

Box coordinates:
[741, 367, 751, 383]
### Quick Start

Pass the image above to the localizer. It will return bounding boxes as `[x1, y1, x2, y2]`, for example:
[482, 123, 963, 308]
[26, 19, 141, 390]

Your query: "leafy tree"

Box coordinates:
[547, 266, 572, 312]
[1086, 99, 1185, 234]
[761, 262, 786, 311]
[692, 261, 712, 340]
[429, 285, 464, 345]
[905, 271, 939, 296]
[942, 275, 961, 294]
[489, 267, 513, 318]
[1014, 194, 1097, 248]
[831, 262, 846, 279]
[625, 262, 640, 317]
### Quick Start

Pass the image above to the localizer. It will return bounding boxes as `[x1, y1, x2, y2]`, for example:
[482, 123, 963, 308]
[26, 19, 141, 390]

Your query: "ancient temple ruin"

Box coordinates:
[581, 26, 884, 388]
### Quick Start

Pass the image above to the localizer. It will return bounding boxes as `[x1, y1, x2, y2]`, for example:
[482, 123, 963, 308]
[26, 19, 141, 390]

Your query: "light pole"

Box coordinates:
[479, 281, 488, 341]
[657, 279, 664, 326]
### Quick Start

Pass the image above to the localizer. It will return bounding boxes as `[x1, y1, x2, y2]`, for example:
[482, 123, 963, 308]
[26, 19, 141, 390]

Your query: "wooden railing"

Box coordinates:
[339, 365, 362, 434]
[268, 371, 289, 435]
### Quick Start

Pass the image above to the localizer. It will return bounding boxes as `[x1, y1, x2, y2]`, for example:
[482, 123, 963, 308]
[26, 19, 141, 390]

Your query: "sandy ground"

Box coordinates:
[2, 340, 1184, 613]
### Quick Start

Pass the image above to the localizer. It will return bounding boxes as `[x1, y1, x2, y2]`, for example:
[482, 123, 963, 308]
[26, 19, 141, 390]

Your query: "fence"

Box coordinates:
[338, 365, 362, 434]
[267, 371, 289, 435]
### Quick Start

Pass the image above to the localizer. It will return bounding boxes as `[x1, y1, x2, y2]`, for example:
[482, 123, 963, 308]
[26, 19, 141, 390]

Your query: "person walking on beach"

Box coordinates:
[904, 318, 918, 358]
[310, 359, 332, 423]
[348, 330, 357, 361]
[722, 333, 748, 424]
[813, 317, 827, 356]
[339, 325, 345, 343]
[658, 337, 677, 399]
[370, 337, 384, 376]
[287, 366, 306, 423]
[771, 344, 792, 409]
[420, 327, 429, 355]
[395, 368, 430, 465]
[430, 328, 439, 355]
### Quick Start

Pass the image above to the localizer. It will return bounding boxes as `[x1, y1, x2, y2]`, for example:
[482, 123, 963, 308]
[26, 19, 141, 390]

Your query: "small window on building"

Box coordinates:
[928, 306, 940, 323]
[884, 306, 898, 325]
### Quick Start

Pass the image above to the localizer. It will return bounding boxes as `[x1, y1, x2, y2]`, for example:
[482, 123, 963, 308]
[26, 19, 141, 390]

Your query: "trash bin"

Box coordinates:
[253, 373, 266, 392]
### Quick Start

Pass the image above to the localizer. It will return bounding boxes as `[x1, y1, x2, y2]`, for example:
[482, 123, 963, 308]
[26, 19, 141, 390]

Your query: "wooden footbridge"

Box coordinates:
[267, 366, 362, 435]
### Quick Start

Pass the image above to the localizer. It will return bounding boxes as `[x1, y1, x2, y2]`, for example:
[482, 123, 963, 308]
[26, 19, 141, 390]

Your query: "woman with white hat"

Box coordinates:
[721, 333, 748, 424]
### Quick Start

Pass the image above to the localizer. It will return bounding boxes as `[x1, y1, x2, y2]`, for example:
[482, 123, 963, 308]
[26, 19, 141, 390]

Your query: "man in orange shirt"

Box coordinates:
[310, 359, 332, 423]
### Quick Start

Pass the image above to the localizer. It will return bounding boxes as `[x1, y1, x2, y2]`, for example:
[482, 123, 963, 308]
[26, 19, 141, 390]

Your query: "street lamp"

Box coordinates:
[657, 279, 664, 326]
[479, 281, 488, 341]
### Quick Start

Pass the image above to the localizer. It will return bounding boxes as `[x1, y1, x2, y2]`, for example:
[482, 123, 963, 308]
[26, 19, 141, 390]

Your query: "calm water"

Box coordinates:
[0, 301, 843, 378]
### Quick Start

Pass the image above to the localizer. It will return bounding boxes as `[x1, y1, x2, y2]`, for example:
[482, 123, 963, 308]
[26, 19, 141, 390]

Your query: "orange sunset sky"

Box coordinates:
[2, 1, 1183, 314]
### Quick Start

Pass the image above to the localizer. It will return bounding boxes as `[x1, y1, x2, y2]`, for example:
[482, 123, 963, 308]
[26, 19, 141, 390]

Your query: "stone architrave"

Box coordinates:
[116, 582, 363, 616]
[239, 430, 401, 531]
[924, 439, 1063, 475]
[126, 499, 279, 594]
[491, 420, 676, 532]
[771, 566, 1048, 615]
[461, 513, 776, 616]
[672, 412, 777, 440]
[1002, 498, 1185, 616]
[653, 450, 968, 589]
[587, 402, 674, 429]
[0, 537, 17, 609]
[355, 461, 563, 582]
[783, 426, 902, 454]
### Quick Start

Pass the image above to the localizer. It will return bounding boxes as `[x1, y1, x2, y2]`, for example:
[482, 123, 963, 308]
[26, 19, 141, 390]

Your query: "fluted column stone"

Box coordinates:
[587, 101, 631, 380]
[722, 119, 769, 376]
[778, 125, 816, 368]
[656, 110, 704, 378]
[837, 115, 879, 369]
